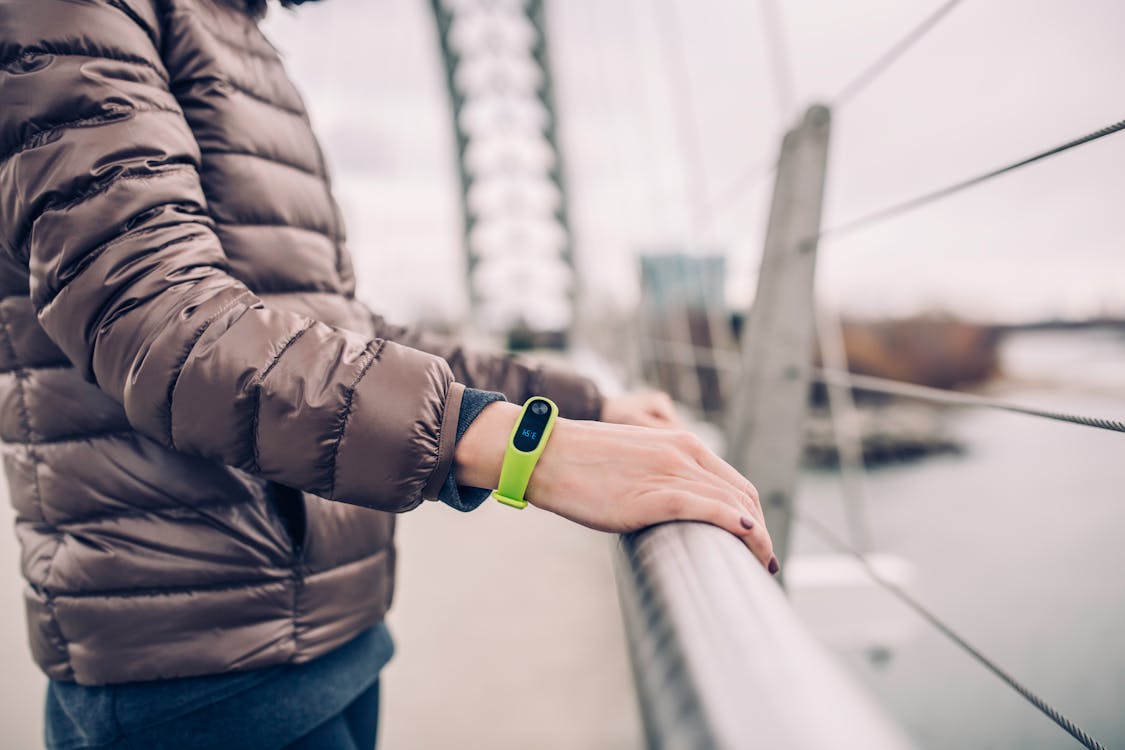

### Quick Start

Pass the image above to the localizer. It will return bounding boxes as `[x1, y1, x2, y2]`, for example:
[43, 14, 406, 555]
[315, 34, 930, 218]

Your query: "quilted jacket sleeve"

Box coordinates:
[367, 312, 604, 422]
[0, 0, 462, 512]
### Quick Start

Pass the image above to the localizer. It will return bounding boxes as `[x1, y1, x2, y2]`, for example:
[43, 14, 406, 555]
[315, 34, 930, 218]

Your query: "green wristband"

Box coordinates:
[491, 396, 558, 509]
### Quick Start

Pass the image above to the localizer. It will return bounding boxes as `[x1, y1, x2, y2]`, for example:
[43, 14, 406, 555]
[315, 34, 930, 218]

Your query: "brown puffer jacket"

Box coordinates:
[0, 0, 601, 686]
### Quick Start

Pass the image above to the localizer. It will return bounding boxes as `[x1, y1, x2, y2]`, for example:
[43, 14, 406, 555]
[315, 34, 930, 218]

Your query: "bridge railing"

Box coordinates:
[615, 521, 916, 750]
[608, 2, 1121, 745]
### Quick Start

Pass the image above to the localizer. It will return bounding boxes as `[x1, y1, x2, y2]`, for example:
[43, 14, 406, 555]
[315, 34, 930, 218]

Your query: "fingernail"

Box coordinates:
[739, 516, 754, 531]
[768, 556, 780, 575]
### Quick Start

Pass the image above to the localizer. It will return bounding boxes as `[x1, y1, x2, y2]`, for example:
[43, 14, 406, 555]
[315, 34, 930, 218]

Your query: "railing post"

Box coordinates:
[726, 104, 831, 571]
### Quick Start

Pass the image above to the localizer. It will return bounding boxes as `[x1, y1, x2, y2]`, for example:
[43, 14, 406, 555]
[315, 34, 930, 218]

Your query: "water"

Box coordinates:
[791, 327, 1125, 749]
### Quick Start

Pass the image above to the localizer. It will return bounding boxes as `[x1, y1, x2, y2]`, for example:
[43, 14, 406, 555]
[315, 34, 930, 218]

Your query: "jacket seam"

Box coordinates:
[326, 340, 384, 501]
[248, 318, 315, 475]
[213, 220, 341, 243]
[258, 289, 356, 300]
[0, 45, 167, 83]
[166, 292, 253, 450]
[36, 219, 207, 314]
[40, 547, 389, 601]
[0, 305, 73, 675]
[0, 103, 183, 168]
[0, 360, 73, 376]
[40, 163, 196, 218]
[220, 77, 305, 117]
[32, 217, 217, 310]
[0, 313, 42, 521]
[232, 280, 340, 296]
[32, 573, 295, 601]
[15, 495, 244, 529]
[201, 147, 323, 179]
[0, 426, 133, 449]
[294, 547, 390, 582]
[15, 166, 200, 264]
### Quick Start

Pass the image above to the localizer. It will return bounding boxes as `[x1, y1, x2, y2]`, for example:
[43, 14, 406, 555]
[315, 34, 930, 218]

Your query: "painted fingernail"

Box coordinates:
[739, 516, 754, 531]
[768, 556, 780, 575]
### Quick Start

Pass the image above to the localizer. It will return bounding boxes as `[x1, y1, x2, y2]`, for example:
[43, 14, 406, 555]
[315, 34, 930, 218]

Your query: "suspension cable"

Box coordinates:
[833, 0, 966, 107]
[694, 0, 963, 226]
[691, 155, 777, 231]
[815, 368, 1125, 435]
[786, 506, 1107, 750]
[652, 0, 717, 245]
[637, 341, 1125, 435]
[820, 117, 1125, 239]
[758, 0, 798, 119]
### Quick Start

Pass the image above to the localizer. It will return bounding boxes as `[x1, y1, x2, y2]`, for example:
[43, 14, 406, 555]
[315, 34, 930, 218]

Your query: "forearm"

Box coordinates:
[455, 402, 780, 574]
[366, 312, 603, 420]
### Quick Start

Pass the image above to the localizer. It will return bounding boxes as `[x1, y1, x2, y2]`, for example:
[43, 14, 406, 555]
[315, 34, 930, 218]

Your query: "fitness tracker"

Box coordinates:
[491, 396, 558, 509]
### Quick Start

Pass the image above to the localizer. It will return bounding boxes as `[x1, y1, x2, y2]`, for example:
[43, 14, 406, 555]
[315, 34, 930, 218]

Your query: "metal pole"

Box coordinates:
[616, 522, 917, 749]
[725, 104, 831, 571]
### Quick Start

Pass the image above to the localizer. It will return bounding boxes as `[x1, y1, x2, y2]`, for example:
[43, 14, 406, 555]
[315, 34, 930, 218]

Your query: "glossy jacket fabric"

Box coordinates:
[0, 0, 601, 685]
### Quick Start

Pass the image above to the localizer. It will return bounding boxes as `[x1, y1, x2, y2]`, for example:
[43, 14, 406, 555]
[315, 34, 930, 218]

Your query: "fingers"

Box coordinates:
[645, 392, 683, 427]
[600, 391, 681, 429]
[630, 412, 673, 429]
[665, 433, 778, 574]
[650, 489, 777, 573]
[687, 438, 763, 519]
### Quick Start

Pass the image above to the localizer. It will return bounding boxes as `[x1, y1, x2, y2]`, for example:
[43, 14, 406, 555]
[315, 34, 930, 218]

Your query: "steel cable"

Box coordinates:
[815, 368, 1125, 435]
[820, 118, 1125, 239]
[692, 155, 777, 229]
[832, 0, 967, 107]
[787, 507, 1108, 750]
[695, 0, 963, 224]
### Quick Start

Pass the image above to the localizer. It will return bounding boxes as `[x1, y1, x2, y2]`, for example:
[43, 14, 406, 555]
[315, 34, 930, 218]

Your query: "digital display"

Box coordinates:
[513, 398, 553, 452]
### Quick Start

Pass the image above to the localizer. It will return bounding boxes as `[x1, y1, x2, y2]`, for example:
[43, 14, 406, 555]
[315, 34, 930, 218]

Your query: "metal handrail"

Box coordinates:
[615, 521, 917, 750]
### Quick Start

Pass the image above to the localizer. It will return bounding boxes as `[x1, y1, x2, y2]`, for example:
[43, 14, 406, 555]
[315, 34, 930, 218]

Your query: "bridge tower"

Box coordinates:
[430, 0, 576, 349]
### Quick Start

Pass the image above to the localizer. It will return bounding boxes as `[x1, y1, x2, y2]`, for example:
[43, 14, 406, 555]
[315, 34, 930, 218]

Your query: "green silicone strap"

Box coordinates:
[491, 397, 558, 509]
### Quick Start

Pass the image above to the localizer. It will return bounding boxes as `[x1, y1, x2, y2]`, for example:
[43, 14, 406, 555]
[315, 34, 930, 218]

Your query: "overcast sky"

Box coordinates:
[265, 0, 1125, 325]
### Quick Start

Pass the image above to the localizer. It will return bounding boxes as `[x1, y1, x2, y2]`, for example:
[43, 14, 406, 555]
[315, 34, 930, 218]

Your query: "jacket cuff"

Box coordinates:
[421, 381, 465, 502]
[437, 387, 508, 512]
[533, 365, 603, 421]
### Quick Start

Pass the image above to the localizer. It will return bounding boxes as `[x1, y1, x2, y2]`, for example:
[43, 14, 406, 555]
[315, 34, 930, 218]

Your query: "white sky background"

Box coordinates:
[264, 0, 1125, 326]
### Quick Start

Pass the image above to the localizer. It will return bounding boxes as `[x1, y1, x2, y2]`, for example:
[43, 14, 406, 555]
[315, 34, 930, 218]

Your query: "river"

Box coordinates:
[791, 327, 1125, 749]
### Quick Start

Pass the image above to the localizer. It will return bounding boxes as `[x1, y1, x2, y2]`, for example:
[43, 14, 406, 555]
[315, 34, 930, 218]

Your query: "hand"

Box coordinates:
[454, 403, 778, 574]
[600, 390, 683, 429]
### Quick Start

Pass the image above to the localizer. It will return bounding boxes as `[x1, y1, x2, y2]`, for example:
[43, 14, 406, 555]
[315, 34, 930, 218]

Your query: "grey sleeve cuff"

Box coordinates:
[437, 387, 508, 512]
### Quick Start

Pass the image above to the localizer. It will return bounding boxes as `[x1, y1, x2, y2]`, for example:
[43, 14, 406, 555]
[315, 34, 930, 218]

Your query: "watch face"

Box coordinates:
[514, 398, 553, 452]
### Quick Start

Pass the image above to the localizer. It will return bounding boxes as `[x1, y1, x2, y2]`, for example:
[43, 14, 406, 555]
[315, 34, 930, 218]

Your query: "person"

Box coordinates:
[0, 0, 776, 747]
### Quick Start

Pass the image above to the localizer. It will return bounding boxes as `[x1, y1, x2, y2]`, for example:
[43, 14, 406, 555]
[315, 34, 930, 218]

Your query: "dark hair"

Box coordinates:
[219, 0, 320, 18]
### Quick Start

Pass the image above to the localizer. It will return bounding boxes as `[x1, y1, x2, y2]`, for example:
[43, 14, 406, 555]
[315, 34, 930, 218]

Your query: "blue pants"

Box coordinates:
[284, 680, 379, 750]
[46, 624, 392, 750]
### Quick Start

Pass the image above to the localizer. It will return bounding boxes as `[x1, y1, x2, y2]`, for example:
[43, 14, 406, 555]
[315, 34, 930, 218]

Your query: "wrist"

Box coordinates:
[453, 401, 520, 490]
[525, 415, 573, 505]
